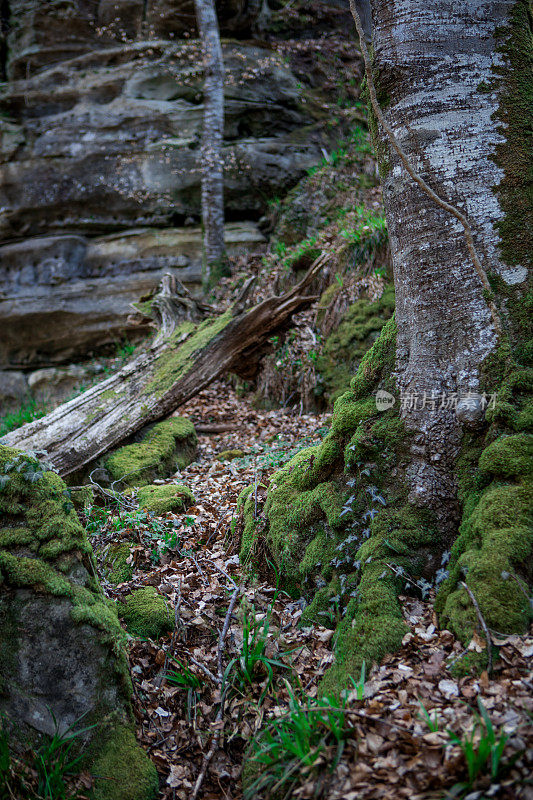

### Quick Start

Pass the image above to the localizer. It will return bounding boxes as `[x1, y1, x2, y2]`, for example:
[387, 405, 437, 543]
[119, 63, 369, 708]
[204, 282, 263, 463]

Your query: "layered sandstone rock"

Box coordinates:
[0, 0, 337, 370]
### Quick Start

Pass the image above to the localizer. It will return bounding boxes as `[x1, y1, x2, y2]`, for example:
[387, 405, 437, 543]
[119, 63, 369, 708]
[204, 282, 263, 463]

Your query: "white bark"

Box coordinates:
[369, 0, 522, 529]
[195, 0, 225, 280]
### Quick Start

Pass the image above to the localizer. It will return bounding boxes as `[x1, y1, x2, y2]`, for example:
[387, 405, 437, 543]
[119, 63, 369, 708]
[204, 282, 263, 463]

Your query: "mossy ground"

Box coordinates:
[120, 587, 173, 639]
[216, 449, 246, 462]
[105, 417, 197, 487]
[90, 723, 159, 800]
[137, 483, 195, 515]
[102, 542, 134, 585]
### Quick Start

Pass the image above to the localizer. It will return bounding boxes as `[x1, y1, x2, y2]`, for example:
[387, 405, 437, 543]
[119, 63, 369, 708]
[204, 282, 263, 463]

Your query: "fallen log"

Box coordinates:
[2, 257, 327, 477]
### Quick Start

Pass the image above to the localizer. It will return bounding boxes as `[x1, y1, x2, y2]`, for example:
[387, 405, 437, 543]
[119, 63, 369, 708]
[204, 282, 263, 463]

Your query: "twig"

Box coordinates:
[189, 656, 219, 685]
[190, 586, 240, 800]
[446, 648, 470, 671]
[253, 458, 259, 519]
[153, 580, 184, 688]
[460, 581, 494, 674]
[211, 560, 238, 590]
[195, 423, 239, 434]
[204, 507, 231, 547]
[187, 552, 209, 586]
[348, 0, 502, 337]
[190, 721, 224, 800]
[218, 586, 240, 682]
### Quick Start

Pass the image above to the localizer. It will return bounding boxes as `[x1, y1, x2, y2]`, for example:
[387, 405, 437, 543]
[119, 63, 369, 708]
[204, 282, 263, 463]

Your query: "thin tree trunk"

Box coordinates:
[369, 0, 528, 534]
[1, 260, 326, 476]
[195, 0, 225, 282]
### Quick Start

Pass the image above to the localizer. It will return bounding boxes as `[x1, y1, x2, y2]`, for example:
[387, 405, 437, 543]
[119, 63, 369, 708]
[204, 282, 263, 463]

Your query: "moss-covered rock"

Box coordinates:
[70, 485, 95, 510]
[102, 542, 134, 585]
[317, 284, 395, 402]
[137, 483, 195, 515]
[121, 587, 173, 639]
[90, 723, 159, 800]
[105, 417, 197, 487]
[216, 449, 246, 462]
[0, 445, 156, 799]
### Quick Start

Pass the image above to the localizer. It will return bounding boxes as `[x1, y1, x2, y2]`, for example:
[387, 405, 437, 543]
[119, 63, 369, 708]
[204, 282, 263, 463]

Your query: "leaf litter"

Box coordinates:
[85, 381, 532, 800]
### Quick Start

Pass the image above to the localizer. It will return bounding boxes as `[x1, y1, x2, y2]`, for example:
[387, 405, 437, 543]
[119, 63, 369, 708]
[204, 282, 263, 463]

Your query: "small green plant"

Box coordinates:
[349, 661, 366, 701]
[446, 698, 514, 794]
[224, 598, 292, 701]
[167, 660, 203, 690]
[273, 240, 287, 257]
[0, 397, 47, 437]
[245, 683, 350, 800]
[0, 711, 93, 800]
[418, 699, 440, 732]
[114, 338, 136, 361]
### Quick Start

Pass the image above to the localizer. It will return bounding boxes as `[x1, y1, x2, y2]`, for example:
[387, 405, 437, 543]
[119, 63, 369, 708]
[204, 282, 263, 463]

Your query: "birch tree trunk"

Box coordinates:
[195, 0, 225, 282]
[369, 0, 531, 534]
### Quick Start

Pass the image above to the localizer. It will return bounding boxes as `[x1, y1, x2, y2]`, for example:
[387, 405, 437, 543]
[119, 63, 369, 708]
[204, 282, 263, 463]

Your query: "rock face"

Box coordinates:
[0, 0, 336, 369]
[0, 222, 263, 368]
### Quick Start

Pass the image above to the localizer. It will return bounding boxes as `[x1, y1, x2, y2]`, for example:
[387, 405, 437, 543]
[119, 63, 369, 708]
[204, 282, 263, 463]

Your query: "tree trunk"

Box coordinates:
[369, 0, 530, 534]
[237, 0, 531, 692]
[195, 0, 225, 281]
[1, 261, 326, 477]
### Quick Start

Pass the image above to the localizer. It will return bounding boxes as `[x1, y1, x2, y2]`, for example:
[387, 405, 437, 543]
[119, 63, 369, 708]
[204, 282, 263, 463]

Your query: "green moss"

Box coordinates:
[448, 649, 494, 679]
[216, 449, 246, 462]
[490, 0, 533, 272]
[136, 483, 195, 515]
[351, 314, 397, 398]
[91, 723, 158, 800]
[478, 433, 533, 477]
[102, 543, 134, 585]
[300, 578, 342, 627]
[237, 318, 437, 691]
[105, 417, 197, 487]
[0, 445, 140, 781]
[145, 311, 232, 397]
[315, 284, 341, 328]
[0, 527, 36, 548]
[317, 285, 395, 402]
[238, 487, 260, 566]
[437, 481, 532, 640]
[362, 59, 392, 179]
[70, 486, 95, 509]
[120, 587, 173, 639]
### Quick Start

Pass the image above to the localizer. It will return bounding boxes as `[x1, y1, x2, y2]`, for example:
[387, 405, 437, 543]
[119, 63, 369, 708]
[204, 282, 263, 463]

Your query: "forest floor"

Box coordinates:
[83, 381, 533, 800]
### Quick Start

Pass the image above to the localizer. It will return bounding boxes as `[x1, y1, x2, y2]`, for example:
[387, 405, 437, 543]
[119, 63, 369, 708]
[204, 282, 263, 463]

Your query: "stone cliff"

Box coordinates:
[0, 0, 356, 408]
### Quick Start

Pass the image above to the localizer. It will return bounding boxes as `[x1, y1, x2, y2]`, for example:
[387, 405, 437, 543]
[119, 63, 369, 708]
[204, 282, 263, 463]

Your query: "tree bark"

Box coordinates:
[1, 260, 326, 477]
[369, 0, 529, 534]
[195, 0, 225, 280]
